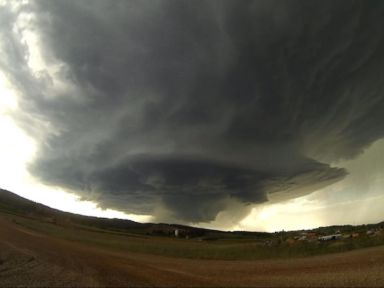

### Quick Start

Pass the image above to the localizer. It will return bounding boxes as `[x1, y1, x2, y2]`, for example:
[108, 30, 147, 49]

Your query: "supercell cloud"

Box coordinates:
[1, 0, 384, 223]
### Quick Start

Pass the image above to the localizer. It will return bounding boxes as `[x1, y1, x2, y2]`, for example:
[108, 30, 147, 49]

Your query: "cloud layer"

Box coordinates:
[2, 0, 384, 223]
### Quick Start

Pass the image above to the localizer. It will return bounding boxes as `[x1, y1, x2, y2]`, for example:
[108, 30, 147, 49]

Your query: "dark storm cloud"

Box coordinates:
[2, 0, 384, 222]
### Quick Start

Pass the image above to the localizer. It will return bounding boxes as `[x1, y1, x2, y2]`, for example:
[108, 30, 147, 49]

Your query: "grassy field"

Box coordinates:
[5, 211, 384, 261]
[1, 190, 384, 287]
[1, 189, 384, 261]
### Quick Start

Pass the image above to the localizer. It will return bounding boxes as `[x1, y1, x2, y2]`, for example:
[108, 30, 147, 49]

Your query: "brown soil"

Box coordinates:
[0, 215, 383, 287]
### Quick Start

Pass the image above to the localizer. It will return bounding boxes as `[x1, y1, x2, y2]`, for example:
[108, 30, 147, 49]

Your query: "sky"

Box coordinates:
[1, 0, 384, 232]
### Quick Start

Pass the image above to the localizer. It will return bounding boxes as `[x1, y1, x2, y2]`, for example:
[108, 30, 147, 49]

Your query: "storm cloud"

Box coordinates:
[1, 0, 384, 223]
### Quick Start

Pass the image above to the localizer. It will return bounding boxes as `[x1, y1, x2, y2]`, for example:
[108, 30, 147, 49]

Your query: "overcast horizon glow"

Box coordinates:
[1, 0, 384, 232]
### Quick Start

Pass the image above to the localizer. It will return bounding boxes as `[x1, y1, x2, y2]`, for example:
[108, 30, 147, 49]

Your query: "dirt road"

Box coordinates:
[0, 215, 383, 287]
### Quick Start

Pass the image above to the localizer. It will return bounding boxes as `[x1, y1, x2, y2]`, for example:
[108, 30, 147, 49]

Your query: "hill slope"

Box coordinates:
[0, 189, 146, 231]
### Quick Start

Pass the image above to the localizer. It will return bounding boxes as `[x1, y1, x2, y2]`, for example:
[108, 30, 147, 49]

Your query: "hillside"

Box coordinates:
[0, 189, 146, 230]
[0, 189, 229, 238]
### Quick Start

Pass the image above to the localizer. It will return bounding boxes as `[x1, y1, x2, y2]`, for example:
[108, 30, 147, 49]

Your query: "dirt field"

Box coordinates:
[0, 215, 384, 287]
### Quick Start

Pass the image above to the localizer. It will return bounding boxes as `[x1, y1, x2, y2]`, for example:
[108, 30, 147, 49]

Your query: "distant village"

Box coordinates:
[260, 224, 384, 247]
[280, 226, 384, 245]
